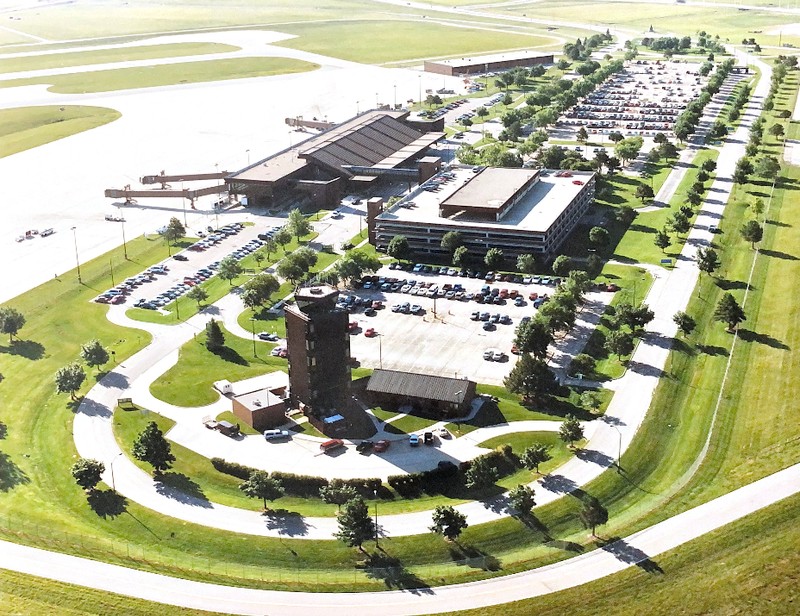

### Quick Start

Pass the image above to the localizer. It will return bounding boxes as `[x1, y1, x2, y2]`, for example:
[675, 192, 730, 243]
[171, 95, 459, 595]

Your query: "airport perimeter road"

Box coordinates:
[2, 462, 799, 615]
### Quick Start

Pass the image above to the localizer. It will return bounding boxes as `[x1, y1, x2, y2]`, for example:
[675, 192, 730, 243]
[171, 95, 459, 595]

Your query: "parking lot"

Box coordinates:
[346, 264, 610, 385]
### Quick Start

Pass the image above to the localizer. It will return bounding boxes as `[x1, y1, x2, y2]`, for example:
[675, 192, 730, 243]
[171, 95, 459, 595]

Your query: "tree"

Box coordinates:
[668, 211, 691, 236]
[608, 131, 624, 143]
[242, 273, 280, 308]
[755, 155, 781, 180]
[429, 505, 468, 542]
[615, 205, 636, 226]
[387, 235, 411, 262]
[696, 246, 721, 276]
[287, 208, 312, 240]
[713, 292, 746, 331]
[659, 142, 678, 159]
[132, 421, 175, 475]
[452, 245, 469, 269]
[653, 229, 672, 252]
[605, 329, 634, 359]
[521, 443, 552, 474]
[740, 220, 763, 249]
[586, 254, 603, 278]
[605, 157, 621, 175]
[273, 227, 292, 253]
[635, 184, 654, 202]
[55, 362, 86, 400]
[576, 127, 589, 143]
[484, 247, 504, 270]
[580, 391, 602, 414]
[751, 198, 765, 219]
[187, 285, 209, 306]
[559, 414, 585, 448]
[335, 496, 375, 551]
[653, 133, 668, 145]
[580, 496, 608, 537]
[205, 318, 225, 351]
[552, 255, 573, 277]
[163, 217, 186, 246]
[516, 253, 537, 275]
[614, 137, 643, 165]
[570, 352, 596, 377]
[514, 317, 553, 360]
[71, 458, 105, 491]
[0, 306, 25, 342]
[80, 339, 109, 369]
[217, 255, 242, 285]
[335, 249, 381, 286]
[440, 231, 464, 256]
[589, 226, 609, 250]
[673, 311, 696, 336]
[769, 123, 785, 139]
[614, 303, 654, 333]
[508, 484, 536, 517]
[702, 159, 717, 173]
[504, 354, 558, 401]
[319, 479, 359, 511]
[465, 455, 499, 490]
[240, 470, 284, 510]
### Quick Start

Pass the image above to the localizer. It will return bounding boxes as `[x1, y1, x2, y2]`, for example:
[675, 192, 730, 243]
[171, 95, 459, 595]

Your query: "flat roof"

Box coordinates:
[429, 50, 553, 69]
[441, 168, 538, 212]
[377, 167, 593, 234]
[220, 371, 289, 397]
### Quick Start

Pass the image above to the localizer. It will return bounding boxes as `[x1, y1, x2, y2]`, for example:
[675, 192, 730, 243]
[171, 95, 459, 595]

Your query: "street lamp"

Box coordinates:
[356, 100, 360, 114]
[120, 217, 128, 260]
[250, 317, 257, 357]
[110, 451, 124, 492]
[374, 489, 379, 547]
[70, 226, 82, 283]
[378, 333, 382, 369]
[246, 149, 251, 165]
[393, 83, 397, 109]
[610, 423, 622, 473]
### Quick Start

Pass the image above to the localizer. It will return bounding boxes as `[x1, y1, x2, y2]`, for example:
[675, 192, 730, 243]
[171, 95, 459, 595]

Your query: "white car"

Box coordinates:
[264, 429, 290, 440]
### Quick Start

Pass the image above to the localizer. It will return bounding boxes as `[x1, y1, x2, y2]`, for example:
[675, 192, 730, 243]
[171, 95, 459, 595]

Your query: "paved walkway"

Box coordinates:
[3, 461, 799, 615]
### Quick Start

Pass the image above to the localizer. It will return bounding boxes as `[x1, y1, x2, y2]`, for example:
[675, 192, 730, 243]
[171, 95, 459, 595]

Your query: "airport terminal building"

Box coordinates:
[369, 167, 595, 260]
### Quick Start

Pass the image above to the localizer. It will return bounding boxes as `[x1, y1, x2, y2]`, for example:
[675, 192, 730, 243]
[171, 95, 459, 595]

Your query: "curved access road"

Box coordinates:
[2, 461, 798, 615]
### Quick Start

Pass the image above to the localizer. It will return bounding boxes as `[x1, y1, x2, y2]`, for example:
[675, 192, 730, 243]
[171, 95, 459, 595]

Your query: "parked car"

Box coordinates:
[423, 432, 434, 446]
[373, 439, 391, 453]
[263, 429, 290, 441]
[408, 434, 420, 447]
[258, 332, 279, 341]
[173, 254, 188, 261]
[365, 328, 377, 337]
[356, 440, 374, 453]
[438, 427, 450, 439]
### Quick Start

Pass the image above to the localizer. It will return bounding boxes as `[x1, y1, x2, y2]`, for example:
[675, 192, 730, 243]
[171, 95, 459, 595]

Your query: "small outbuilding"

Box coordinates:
[214, 372, 290, 432]
[366, 369, 476, 418]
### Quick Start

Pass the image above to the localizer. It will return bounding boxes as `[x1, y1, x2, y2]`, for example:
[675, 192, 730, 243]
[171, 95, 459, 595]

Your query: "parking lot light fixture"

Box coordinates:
[120, 216, 128, 260]
[250, 317, 257, 357]
[70, 226, 82, 284]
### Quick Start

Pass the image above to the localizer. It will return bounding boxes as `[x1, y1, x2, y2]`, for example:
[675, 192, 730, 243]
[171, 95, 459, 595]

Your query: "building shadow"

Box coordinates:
[87, 488, 128, 518]
[599, 536, 664, 574]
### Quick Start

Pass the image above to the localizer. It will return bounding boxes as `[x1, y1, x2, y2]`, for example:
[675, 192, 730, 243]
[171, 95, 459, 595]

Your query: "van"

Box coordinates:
[264, 429, 290, 441]
[320, 439, 345, 453]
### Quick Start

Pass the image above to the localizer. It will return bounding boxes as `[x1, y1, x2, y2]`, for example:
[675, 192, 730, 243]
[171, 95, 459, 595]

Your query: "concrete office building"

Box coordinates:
[370, 167, 595, 260]
[424, 50, 554, 77]
[284, 286, 351, 416]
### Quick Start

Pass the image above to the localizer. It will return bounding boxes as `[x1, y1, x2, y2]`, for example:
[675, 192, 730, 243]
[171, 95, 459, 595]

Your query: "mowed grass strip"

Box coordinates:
[0, 57, 319, 93]
[0, 105, 121, 158]
[0, 42, 239, 74]
[275, 20, 554, 64]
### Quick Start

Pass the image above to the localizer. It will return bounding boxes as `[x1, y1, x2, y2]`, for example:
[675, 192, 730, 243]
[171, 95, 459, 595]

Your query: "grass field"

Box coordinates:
[0, 105, 121, 158]
[0, 57, 319, 94]
[0, 42, 238, 74]
[477, 431, 575, 475]
[276, 20, 556, 65]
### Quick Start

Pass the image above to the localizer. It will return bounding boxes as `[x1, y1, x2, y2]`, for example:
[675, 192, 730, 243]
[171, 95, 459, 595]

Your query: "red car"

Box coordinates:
[348, 321, 359, 332]
[365, 328, 377, 338]
[371, 300, 383, 310]
[373, 439, 391, 453]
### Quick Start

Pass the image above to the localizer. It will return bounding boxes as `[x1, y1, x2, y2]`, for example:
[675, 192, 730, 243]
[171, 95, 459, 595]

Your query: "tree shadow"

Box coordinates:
[154, 472, 211, 507]
[87, 488, 128, 518]
[575, 448, 616, 469]
[599, 536, 664, 574]
[626, 359, 664, 378]
[0, 420, 6, 439]
[360, 552, 433, 593]
[696, 344, 729, 357]
[0, 451, 29, 492]
[0, 339, 45, 360]
[97, 371, 130, 389]
[759, 249, 798, 261]
[765, 219, 790, 228]
[716, 278, 751, 291]
[211, 346, 248, 365]
[449, 543, 502, 571]
[737, 329, 789, 350]
[263, 509, 310, 537]
[540, 473, 578, 495]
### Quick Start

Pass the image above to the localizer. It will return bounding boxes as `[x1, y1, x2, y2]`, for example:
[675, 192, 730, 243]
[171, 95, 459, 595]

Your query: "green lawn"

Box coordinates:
[148, 323, 286, 407]
[0, 42, 239, 74]
[275, 20, 556, 65]
[477, 431, 575, 475]
[0, 57, 319, 94]
[0, 105, 121, 158]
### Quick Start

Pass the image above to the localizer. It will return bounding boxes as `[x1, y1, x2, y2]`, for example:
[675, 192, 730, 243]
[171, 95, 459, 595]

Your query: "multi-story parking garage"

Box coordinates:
[369, 167, 595, 260]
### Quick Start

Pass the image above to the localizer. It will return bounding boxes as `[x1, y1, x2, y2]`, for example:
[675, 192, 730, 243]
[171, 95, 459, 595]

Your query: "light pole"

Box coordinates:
[110, 451, 124, 492]
[393, 83, 397, 109]
[250, 317, 257, 357]
[109, 258, 115, 286]
[356, 100, 360, 114]
[120, 217, 128, 260]
[375, 92, 379, 108]
[246, 149, 251, 165]
[378, 333, 382, 369]
[610, 423, 622, 473]
[373, 489, 379, 547]
[182, 181, 188, 227]
[70, 226, 82, 283]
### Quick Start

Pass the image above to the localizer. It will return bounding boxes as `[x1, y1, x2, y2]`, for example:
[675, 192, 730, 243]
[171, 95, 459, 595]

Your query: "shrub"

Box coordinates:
[211, 457, 256, 481]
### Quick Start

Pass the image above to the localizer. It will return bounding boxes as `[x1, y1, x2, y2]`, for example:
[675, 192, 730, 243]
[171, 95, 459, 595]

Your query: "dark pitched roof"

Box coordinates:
[366, 369, 473, 405]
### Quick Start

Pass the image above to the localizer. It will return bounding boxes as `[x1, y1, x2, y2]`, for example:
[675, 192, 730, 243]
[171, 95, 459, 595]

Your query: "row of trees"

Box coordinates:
[54, 339, 113, 400]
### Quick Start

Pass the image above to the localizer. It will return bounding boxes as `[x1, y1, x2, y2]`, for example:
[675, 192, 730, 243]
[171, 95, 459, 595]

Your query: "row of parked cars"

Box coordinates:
[94, 265, 168, 304]
[189, 222, 245, 251]
[418, 98, 469, 120]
